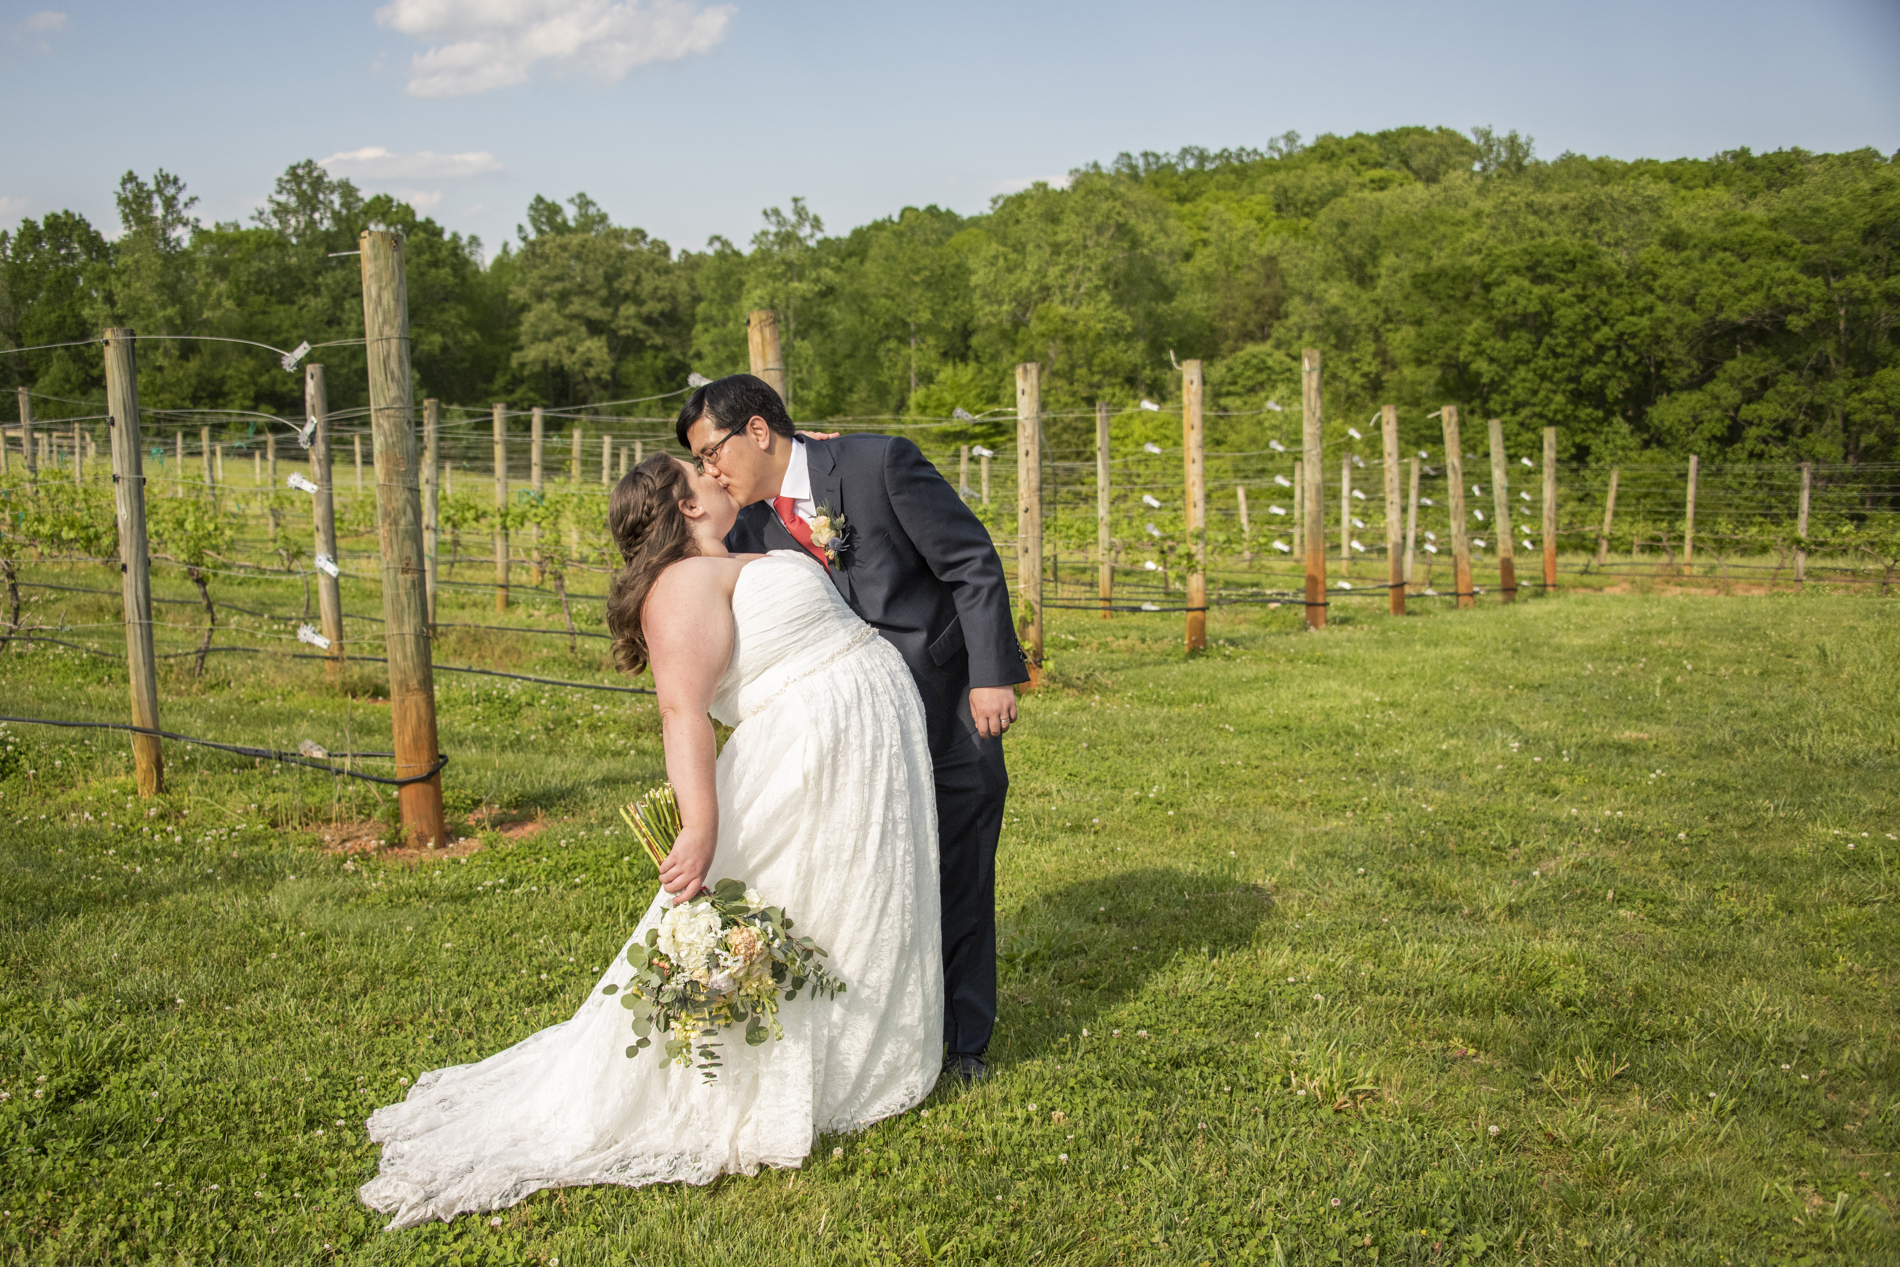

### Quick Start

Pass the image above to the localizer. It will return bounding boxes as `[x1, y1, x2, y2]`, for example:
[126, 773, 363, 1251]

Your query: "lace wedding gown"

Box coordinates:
[360, 550, 943, 1229]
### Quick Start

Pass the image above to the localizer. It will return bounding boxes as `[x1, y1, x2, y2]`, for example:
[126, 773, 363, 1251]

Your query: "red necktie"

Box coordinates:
[773, 496, 827, 568]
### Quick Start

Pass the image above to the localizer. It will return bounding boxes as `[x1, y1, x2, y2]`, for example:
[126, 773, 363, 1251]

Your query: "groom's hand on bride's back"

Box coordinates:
[970, 686, 1018, 739]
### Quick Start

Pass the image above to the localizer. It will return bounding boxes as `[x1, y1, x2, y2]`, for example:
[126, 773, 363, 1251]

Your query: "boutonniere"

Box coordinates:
[808, 505, 854, 568]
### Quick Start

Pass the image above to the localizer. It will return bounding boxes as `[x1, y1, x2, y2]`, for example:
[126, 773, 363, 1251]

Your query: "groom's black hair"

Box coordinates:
[675, 374, 795, 451]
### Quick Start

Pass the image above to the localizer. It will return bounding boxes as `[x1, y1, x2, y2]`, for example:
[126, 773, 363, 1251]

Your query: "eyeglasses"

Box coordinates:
[694, 428, 739, 474]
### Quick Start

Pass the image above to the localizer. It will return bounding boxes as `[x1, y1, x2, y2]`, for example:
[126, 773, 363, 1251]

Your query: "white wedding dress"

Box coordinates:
[360, 550, 943, 1229]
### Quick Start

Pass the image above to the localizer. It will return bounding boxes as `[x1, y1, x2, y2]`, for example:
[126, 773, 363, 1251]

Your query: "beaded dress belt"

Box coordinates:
[739, 626, 881, 724]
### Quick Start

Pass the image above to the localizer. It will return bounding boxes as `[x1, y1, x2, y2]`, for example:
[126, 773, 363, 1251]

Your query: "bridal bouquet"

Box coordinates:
[609, 784, 846, 1080]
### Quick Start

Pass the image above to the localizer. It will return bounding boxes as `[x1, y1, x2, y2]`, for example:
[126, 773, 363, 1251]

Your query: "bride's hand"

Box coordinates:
[659, 824, 715, 904]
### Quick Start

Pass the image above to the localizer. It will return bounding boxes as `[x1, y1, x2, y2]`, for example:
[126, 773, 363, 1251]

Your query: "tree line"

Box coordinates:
[3, 126, 1895, 469]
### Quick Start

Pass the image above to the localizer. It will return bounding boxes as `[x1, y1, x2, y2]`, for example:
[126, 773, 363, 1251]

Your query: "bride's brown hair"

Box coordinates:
[605, 453, 700, 676]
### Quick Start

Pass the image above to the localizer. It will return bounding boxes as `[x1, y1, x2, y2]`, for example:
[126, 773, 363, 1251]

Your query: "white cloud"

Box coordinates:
[375, 0, 733, 97]
[402, 190, 445, 211]
[993, 174, 1073, 197]
[0, 196, 31, 218]
[318, 147, 502, 180]
[24, 11, 66, 31]
[7, 10, 65, 52]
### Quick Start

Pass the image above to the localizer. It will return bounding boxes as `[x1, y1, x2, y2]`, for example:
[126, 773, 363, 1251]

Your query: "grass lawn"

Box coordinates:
[0, 573, 1895, 1264]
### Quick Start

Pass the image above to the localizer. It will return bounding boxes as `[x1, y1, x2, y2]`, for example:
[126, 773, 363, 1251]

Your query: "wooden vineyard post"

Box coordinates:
[306, 366, 346, 678]
[492, 403, 510, 611]
[960, 444, 972, 498]
[634, 439, 643, 467]
[16, 388, 34, 490]
[1487, 417, 1516, 602]
[73, 420, 83, 486]
[601, 435, 612, 486]
[265, 430, 280, 536]
[1683, 455, 1699, 576]
[423, 398, 440, 627]
[102, 328, 163, 796]
[1383, 405, 1404, 615]
[1016, 363, 1043, 684]
[570, 427, 583, 486]
[1541, 427, 1558, 594]
[1596, 468, 1619, 567]
[200, 426, 213, 493]
[1404, 457, 1421, 594]
[1339, 456, 1352, 578]
[619, 446, 629, 479]
[1182, 359, 1207, 652]
[1096, 402, 1112, 618]
[747, 310, 787, 403]
[980, 449, 991, 504]
[359, 229, 448, 849]
[1796, 462, 1812, 584]
[530, 406, 545, 584]
[1236, 488, 1252, 559]
[173, 430, 183, 497]
[354, 434, 364, 495]
[1301, 349, 1326, 629]
[1442, 407, 1475, 609]
[1292, 459, 1304, 558]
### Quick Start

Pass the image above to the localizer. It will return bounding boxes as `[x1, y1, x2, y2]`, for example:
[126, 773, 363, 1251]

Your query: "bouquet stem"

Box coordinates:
[620, 783, 682, 871]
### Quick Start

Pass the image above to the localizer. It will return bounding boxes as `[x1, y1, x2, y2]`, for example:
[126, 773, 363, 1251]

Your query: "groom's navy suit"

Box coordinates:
[725, 434, 1026, 1058]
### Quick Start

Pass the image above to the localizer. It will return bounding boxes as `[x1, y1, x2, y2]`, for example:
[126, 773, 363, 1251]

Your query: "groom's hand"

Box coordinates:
[659, 824, 716, 904]
[970, 686, 1018, 739]
[795, 429, 841, 441]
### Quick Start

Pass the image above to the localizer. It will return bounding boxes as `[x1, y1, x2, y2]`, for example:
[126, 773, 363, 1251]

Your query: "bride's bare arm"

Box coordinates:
[644, 558, 739, 903]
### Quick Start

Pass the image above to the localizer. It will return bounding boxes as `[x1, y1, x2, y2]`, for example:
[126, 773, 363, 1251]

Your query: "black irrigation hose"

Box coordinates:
[4, 633, 651, 695]
[0, 715, 448, 786]
[286, 653, 653, 695]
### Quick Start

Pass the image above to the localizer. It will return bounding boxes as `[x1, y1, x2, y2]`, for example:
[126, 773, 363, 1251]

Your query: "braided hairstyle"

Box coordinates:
[605, 453, 700, 676]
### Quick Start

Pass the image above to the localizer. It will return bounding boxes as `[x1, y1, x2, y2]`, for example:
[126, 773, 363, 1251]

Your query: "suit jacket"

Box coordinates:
[726, 434, 1027, 753]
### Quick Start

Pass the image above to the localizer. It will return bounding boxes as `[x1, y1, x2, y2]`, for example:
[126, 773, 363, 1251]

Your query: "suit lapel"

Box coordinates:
[803, 440, 852, 602]
[758, 504, 800, 554]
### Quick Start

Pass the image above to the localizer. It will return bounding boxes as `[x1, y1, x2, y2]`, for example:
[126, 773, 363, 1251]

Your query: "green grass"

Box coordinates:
[1, 573, 1896, 1265]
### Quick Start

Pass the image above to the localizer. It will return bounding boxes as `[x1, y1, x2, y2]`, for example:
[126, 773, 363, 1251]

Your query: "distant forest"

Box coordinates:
[3, 125, 1895, 466]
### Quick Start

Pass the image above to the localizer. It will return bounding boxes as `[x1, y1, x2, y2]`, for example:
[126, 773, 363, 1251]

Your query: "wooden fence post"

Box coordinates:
[492, 403, 510, 611]
[173, 430, 183, 497]
[1595, 468, 1619, 566]
[1301, 349, 1326, 629]
[1683, 455, 1699, 576]
[102, 328, 163, 796]
[1016, 363, 1043, 682]
[200, 426, 213, 492]
[619, 445, 629, 479]
[1383, 405, 1403, 615]
[530, 406, 545, 584]
[981, 449, 991, 503]
[601, 434, 612, 486]
[306, 365, 345, 678]
[748, 310, 787, 403]
[359, 229, 448, 849]
[1096, 402, 1112, 618]
[1541, 427, 1558, 593]
[354, 434, 364, 495]
[571, 426, 583, 486]
[1796, 462, 1811, 584]
[1292, 458, 1305, 566]
[1339, 455, 1352, 578]
[73, 420, 83, 486]
[960, 443, 972, 498]
[1442, 407, 1474, 609]
[15, 388, 34, 490]
[423, 398, 440, 627]
[1487, 417, 1516, 602]
[1404, 457, 1421, 593]
[1237, 487, 1252, 559]
[265, 430, 280, 537]
[1183, 359, 1207, 652]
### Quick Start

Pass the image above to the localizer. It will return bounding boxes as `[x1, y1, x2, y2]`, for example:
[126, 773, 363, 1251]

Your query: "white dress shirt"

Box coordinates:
[776, 437, 816, 524]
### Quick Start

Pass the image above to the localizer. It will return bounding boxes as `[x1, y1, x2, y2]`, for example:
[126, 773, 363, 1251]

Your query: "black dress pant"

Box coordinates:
[932, 696, 1009, 1058]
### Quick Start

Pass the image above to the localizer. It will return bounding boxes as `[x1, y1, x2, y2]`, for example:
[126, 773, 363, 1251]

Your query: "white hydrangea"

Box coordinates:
[656, 902, 722, 979]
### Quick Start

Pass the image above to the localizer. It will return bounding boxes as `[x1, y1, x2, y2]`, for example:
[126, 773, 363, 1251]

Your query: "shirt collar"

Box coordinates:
[778, 436, 812, 504]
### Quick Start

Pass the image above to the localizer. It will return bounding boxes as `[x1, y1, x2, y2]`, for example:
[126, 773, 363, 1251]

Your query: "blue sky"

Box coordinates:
[3, 0, 1897, 258]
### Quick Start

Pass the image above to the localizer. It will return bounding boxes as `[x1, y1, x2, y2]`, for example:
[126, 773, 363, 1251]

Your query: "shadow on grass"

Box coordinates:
[991, 864, 1274, 1065]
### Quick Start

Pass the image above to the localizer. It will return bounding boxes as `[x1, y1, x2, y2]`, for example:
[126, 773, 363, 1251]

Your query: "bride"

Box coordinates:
[359, 453, 943, 1229]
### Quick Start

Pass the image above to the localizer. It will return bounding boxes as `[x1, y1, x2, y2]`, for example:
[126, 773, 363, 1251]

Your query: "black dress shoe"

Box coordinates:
[944, 1053, 988, 1083]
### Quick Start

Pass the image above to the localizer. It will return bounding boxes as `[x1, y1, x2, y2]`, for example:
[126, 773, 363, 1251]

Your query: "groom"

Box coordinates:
[679, 374, 1025, 1083]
